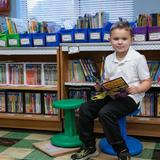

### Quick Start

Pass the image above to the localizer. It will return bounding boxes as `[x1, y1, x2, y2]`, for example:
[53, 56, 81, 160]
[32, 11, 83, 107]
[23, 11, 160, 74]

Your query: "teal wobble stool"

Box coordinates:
[50, 99, 84, 147]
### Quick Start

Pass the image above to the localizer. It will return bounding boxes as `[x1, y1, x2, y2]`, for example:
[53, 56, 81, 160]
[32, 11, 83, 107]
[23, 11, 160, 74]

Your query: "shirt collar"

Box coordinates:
[112, 46, 133, 63]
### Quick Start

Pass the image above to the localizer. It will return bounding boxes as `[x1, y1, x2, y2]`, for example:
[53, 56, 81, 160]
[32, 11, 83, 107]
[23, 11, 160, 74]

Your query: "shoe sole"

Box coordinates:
[70, 151, 99, 160]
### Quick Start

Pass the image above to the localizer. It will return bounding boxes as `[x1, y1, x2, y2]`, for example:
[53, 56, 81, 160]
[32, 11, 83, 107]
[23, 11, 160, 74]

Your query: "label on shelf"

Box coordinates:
[103, 33, 110, 41]
[75, 33, 85, 40]
[21, 38, 30, 45]
[134, 34, 145, 42]
[0, 40, 6, 47]
[34, 39, 43, 45]
[149, 33, 160, 40]
[46, 35, 56, 42]
[62, 34, 72, 42]
[90, 32, 100, 39]
[9, 39, 18, 45]
[68, 46, 79, 54]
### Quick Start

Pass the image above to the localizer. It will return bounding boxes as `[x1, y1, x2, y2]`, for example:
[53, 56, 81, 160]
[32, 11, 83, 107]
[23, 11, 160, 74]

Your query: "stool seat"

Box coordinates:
[50, 99, 84, 148]
[99, 109, 143, 156]
[53, 99, 84, 110]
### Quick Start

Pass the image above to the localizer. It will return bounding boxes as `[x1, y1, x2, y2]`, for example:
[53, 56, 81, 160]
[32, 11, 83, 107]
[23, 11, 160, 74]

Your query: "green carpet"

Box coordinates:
[0, 129, 159, 160]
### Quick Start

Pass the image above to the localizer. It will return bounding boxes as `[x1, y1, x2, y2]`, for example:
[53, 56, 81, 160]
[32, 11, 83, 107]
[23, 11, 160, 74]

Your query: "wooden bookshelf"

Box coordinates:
[60, 42, 160, 137]
[0, 47, 62, 131]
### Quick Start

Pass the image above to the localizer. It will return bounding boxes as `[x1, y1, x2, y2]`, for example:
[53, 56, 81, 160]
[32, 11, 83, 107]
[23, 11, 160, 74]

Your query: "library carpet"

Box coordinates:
[0, 129, 159, 160]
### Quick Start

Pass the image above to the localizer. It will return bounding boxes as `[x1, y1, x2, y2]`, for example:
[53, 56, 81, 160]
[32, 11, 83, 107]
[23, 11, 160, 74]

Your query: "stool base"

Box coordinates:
[51, 133, 82, 147]
[99, 136, 143, 156]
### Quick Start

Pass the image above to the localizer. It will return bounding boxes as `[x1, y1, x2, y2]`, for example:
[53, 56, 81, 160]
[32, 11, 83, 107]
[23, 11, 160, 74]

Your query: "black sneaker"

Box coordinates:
[70, 146, 99, 160]
[118, 150, 131, 160]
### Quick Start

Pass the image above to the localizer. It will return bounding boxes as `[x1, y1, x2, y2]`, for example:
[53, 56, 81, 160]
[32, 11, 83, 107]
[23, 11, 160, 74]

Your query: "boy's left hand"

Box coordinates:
[127, 86, 139, 94]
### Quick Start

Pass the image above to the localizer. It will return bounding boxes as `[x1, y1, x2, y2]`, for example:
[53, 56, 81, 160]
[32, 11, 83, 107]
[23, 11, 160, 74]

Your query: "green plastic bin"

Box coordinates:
[0, 34, 7, 47]
[7, 34, 20, 47]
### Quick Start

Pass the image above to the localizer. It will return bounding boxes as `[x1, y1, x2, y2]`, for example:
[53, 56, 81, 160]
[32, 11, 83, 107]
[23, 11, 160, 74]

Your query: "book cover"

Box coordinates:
[101, 77, 129, 97]
[91, 77, 128, 100]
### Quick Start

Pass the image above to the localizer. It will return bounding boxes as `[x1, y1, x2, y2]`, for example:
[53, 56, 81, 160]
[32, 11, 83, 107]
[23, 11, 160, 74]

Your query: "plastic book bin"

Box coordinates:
[102, 22, 112, 42]
[133, 27, 147, 42]
[50, 99, 84, 147]
[88, 28, 102, 43]
[7, 34, 20, 47]
[19, 34, 33, 47]
[45, 33, 60, 47]
[0, 34, 7, 47]
[60, 29, 74, 43]
[74, 29, 88, 43]
[99, 109, 143, 156]
[148, 26, 160, 41]
[102, 28, 110, 42]
[32, 33, 46, 47]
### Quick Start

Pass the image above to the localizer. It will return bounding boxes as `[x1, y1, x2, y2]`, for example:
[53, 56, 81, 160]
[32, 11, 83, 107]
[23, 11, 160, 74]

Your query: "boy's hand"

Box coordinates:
[127, 86, 139, 94]
[94, 82, 102, 91]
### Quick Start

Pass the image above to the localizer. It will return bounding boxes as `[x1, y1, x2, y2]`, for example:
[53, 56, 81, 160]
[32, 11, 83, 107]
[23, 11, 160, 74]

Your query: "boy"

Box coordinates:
[70, 19, 151, 160]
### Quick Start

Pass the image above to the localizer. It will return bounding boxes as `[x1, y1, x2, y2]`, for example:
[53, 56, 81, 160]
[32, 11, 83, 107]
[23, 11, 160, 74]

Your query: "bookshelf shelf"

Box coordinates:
[64, 82, 160, 88]
[60, 42, 160, 137]
[0, 85, 58, 91]
[0, 113, 60, 121]
[65, 82, 95, 86]
[61, 41, 160, 52]
[0, 47, 58, 55]
[0, 47, 62, 131]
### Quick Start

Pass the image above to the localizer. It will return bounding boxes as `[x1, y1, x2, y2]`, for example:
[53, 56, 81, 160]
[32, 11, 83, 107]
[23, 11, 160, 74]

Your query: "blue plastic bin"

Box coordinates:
[32, 33, 46, 47]
[60, 29, 74, 43]
[74, 29, 88, 43]
[46, 33, 60, 46]
[102, 28, 110, 42]
[20, 34, 33, 47]
[88, 28, 102, 42]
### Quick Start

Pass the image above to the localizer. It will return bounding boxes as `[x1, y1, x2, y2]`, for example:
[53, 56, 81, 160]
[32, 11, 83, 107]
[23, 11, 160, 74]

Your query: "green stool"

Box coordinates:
[50, 99, 84, 147]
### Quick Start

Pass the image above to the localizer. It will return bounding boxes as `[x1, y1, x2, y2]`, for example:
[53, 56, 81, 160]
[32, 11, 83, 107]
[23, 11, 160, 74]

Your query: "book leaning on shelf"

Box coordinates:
[91, 77, 129, 100]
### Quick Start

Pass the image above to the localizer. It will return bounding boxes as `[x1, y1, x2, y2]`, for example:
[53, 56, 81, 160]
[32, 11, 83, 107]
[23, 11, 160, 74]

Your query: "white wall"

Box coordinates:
[10, 0, 160, 19]
[134, 0, 160, 18]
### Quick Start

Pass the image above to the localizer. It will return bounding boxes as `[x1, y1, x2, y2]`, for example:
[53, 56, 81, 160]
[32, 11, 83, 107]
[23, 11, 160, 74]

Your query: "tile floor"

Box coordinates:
[0, 129, 159, 160]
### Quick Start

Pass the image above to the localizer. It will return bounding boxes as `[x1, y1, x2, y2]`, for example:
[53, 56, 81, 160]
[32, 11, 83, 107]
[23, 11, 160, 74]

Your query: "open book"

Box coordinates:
[92, 77, 129, 100]
[102, 77, 129, 97]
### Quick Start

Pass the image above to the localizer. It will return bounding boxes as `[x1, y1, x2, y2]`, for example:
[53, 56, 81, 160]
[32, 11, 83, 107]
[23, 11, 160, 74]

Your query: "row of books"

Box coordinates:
[76, 11, 109, 29]
[0, 92, 58, 115]
[0, 16, 61, 34]
[148, 61, 160, 82]
[67, 59, 160, 83]
[0, 63, 57, 86]
[68, 59, 99, 83]
[137, 13, 160, 27]
[139, 92, 155, 117]
[139, 92, 160, 117]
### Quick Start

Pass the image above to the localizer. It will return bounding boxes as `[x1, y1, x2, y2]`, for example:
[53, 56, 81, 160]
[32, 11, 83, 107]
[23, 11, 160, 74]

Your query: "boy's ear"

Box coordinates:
[108, 37, 111, 42]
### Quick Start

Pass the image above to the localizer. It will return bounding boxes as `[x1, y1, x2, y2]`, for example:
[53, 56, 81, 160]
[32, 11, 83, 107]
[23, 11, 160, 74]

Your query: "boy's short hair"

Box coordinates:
[110, 18, 133, 37]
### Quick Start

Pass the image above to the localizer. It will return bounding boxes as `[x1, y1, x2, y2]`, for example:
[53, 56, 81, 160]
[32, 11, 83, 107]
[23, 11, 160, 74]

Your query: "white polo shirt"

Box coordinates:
[104, 46, 150, 104]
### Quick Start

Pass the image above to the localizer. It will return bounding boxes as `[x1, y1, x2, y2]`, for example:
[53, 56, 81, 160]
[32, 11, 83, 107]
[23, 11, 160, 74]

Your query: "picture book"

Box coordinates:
[101, 77, 129, 97]
[91, 77, 129, 100]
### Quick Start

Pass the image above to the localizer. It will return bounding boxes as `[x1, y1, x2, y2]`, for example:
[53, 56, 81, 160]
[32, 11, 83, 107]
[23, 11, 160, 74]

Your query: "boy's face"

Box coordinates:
[110, 28, 132, 55]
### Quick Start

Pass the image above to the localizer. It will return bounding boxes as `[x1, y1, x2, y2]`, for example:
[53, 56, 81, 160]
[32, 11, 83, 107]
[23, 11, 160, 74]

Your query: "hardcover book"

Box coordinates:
[102, 77, 129, 97]
[92, 77, 129, 100]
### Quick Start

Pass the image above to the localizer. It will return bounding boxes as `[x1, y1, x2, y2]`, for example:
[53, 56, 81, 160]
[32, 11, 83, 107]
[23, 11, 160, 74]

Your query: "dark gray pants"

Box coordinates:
[78, 96, 138, 153]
